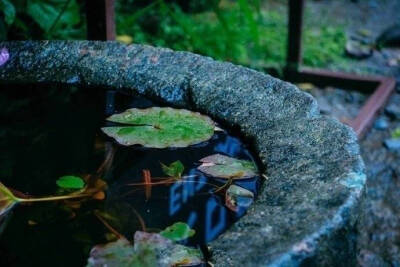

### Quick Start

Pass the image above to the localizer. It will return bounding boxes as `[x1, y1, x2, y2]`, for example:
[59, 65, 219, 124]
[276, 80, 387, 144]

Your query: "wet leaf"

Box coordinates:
[198, 154, 258, 179]
[116, 35, 133, 44]
[0, 182, 20, 218]
[56, 176, 85, 189]
[297, 83, 314, 91]
[0, 0, 15, 25]
[101, 107, 215, 148]
[160, 222, 195, 241]
[86, 232, 203, 267]
[225, 184, 254, 212]
[161, 160, 184, 179]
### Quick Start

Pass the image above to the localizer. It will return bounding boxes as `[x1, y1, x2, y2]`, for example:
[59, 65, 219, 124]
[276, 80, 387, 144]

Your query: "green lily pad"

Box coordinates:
[161, 160, 184, 179]
[86, 232, 203, 267]
[198, 154, 258, 179]
[101, 107, 215, 148]
[160, 222, 195, 241]
[225, 184, 254, 212]
[56, 176, 85, 189]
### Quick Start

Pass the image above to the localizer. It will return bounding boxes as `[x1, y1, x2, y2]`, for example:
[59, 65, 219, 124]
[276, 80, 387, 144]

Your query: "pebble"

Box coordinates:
[373, 117, 389, 130]
[383, 139, 400, 152]
[385, 104, 400, 120]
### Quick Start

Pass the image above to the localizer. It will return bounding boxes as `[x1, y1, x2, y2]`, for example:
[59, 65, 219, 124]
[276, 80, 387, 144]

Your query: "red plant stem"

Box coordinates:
[143, 169, 152, 201]
[94, 211, 125, 239]
[127, 180, 220, 188]
[130, 206, 147, 232]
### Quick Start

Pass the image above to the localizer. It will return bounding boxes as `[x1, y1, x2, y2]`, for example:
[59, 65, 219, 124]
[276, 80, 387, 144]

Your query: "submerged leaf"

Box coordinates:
[225, 184, 254, 212]
[134, 231, 203, 266]
[101, 107, 215, 148]
[0, 182, 20, 218]
[198, 154, 258, 179]
[161, 160, 184, 179]
[160, 222, 195, 241]
[86, 231, 203, 267]
[87, 238, 156, 267]
[56, 176, 85, 189]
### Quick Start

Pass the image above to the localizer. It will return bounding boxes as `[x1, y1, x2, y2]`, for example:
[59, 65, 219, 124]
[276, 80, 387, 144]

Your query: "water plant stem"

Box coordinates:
[17, 193, 91, 203]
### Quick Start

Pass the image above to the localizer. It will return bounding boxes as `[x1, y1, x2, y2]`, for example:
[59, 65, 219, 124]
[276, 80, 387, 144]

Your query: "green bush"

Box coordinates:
[0, 0, 85, 40]
[0, 0, 347, 70]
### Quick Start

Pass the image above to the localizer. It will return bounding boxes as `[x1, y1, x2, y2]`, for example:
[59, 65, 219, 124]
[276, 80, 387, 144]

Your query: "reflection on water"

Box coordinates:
[0, 85, 261, 266]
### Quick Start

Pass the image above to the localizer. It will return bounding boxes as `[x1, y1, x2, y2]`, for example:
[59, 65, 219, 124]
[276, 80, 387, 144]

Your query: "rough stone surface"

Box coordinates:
[0, 41, 365, 266]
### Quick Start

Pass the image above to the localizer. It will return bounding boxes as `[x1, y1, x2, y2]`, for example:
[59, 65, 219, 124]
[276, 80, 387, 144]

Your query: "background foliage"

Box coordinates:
[0, 0, 347, 70]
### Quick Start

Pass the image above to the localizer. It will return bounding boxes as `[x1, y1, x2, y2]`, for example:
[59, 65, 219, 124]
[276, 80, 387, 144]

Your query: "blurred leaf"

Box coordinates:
[116, 35, 133, 44]
[27, 0, 59, 32]
[198, 154, 258, 179]
[160, 160, 184, 179]
[160, 222, 195, 241]
[0, 0, 15, 25]
[392, 128, 400, 139]
[297, 83, 315, 91]
[56, 175, 85, 189]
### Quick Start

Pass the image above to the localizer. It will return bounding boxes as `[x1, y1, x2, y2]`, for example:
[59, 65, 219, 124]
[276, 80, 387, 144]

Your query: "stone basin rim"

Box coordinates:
[0, 41, 365, 266]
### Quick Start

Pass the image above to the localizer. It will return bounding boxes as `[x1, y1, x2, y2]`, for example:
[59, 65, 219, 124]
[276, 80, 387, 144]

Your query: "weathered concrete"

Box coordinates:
[0, 41, 365, 266]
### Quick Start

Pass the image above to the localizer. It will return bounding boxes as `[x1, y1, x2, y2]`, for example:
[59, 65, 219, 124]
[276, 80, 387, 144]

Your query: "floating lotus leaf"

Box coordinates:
[101, 107, 215, 148]
[225, 184, 254, 212]
[161, 160, 184, 179]
[198, 154, 258, 179]
[160, 222, 195, 241]
[56, 176, 85, 189]
[86, 232, 203, 267]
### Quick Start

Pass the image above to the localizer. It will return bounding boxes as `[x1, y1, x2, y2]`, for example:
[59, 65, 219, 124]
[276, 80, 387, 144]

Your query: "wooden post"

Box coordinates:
[85, 0, 116, 40]
[286, 0, 305, 70]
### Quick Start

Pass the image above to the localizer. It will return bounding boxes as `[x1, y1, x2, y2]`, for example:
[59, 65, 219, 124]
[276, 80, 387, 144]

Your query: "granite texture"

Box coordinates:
[0, 41, 365, 266]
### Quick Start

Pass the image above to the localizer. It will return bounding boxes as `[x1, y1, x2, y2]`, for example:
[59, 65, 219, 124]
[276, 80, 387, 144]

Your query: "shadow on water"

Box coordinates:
[0, 84, 261, 267]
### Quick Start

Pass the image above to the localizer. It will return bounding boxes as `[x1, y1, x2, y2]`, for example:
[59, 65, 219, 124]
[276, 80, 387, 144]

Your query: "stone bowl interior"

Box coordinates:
[0, 41, 365, 266]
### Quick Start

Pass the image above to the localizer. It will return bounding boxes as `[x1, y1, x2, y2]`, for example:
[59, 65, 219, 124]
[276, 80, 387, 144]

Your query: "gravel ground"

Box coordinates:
[357, 91, 400, 267]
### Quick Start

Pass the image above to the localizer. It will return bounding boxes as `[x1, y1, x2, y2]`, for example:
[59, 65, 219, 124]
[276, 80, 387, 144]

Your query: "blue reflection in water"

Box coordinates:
[205, 197, 227, 243]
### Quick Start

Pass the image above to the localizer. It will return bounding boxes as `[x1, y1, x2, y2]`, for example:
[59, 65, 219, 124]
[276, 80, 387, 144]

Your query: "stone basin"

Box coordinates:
[0, 41, 365, 266]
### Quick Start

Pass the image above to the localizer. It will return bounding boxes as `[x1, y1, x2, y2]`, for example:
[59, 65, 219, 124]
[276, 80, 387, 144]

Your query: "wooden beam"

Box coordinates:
[349, 78, 396, 138]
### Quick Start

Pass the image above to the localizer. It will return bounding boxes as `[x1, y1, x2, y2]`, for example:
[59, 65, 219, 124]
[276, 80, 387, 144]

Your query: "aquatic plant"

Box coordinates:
[198, 154, 258, 179]
[101, 107, 215, 148]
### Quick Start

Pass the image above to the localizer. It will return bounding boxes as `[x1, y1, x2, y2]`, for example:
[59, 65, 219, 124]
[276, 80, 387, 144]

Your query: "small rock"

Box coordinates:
[383, 139, 400, 152]
[345, 39, 373, 59]
[373, 117, 389, 130]
[385, 104, 400, 120]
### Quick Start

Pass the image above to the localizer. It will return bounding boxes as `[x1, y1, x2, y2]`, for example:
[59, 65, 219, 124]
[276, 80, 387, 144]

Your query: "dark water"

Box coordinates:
[0, 84, 261, 267]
